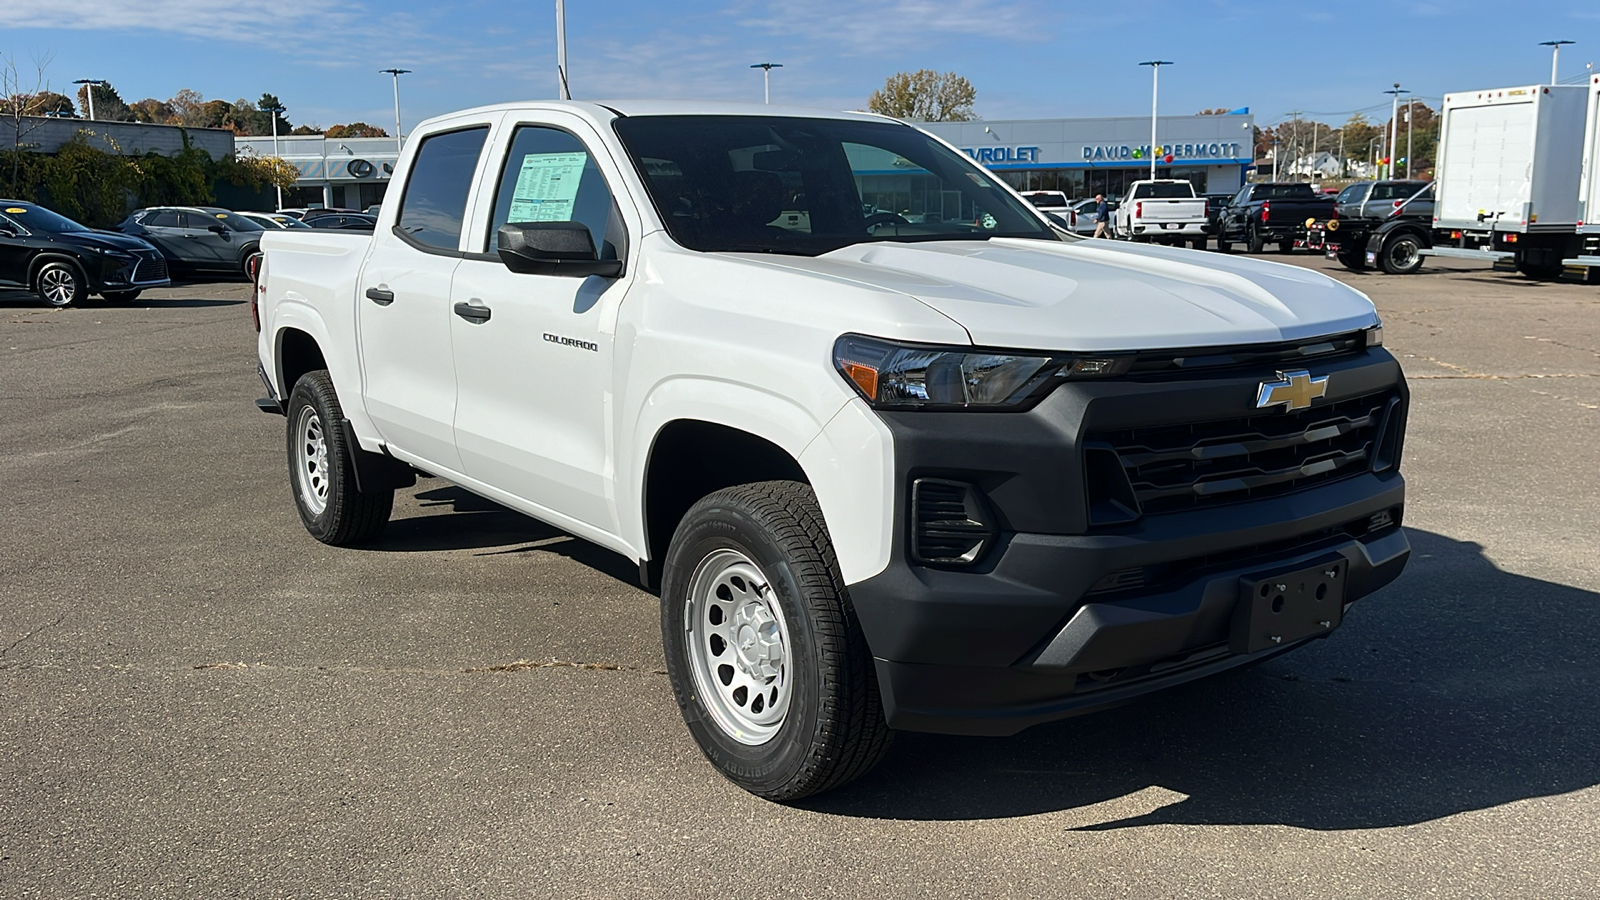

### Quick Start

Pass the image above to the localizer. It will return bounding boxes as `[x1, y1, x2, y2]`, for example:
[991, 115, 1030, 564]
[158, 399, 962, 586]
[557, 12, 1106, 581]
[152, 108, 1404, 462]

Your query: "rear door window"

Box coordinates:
[397, 126, 490, 252]
[143, 209, 180, 228]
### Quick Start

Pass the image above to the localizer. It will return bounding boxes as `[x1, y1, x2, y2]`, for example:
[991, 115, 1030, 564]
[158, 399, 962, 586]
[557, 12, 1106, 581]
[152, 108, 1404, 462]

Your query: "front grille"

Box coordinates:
[133, 257, 168, 283]
[1089, 390, 1397, 516]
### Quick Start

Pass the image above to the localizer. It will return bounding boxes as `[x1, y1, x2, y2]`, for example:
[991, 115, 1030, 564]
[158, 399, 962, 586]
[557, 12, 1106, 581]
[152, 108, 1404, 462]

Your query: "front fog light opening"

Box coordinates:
[910, 478, 997, 567]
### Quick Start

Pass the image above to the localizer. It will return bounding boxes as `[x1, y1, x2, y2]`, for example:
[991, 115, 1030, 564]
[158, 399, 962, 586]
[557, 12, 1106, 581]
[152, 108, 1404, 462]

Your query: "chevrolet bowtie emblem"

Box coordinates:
[1256, 369, 1329, 412]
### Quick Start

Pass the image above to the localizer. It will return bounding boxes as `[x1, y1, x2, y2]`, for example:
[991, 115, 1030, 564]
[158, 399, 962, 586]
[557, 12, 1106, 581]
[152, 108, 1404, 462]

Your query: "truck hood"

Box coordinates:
[732, 238, 1378, 351]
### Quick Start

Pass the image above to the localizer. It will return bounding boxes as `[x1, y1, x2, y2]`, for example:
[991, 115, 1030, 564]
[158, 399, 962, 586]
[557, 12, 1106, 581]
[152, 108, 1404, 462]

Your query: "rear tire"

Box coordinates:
[1190, 237, 1207, 250]
[1277, 240, 1295, 254]
[36, 262, 86, 308]
[284, 370, 393, 546]
[1247, 226, 1266, 254]
[1378, 234, 1425, 275]
[1215, 236, 1233, 253]
[1515, 258, 1563, 280]
[1336, 247, 1368, 271]
[661, 481, 892, 801]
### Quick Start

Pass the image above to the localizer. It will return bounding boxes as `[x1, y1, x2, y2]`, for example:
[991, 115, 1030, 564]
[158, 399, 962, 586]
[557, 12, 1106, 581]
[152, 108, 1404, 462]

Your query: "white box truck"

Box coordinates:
[1572, 73, 1600, 275]
[1426, 83, 1588, 279]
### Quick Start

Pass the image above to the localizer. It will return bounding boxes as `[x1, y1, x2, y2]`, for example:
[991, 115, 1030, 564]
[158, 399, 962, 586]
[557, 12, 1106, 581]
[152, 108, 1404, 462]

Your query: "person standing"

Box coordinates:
[1092, 193, 1110, 238]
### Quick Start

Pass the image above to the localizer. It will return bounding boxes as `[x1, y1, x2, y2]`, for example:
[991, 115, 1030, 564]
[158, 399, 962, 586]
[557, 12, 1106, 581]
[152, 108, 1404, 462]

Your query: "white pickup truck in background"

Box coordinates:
[253, 100, 1410, 801]
[1113, 178, 1210, 247]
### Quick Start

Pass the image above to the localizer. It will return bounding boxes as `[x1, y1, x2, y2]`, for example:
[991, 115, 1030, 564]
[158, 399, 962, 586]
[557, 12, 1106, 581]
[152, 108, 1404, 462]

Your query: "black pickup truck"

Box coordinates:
[1216, 183, 1335, 254]
[1306, 181, 1436, 275]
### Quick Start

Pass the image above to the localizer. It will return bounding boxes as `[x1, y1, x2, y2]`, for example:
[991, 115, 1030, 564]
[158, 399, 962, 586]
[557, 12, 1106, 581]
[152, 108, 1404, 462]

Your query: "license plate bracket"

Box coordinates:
[1230, 558, 1348, 654]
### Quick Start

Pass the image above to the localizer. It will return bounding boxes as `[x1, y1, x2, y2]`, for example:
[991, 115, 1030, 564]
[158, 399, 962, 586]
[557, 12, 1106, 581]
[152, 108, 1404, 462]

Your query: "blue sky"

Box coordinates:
[2, 1, 1597, 133]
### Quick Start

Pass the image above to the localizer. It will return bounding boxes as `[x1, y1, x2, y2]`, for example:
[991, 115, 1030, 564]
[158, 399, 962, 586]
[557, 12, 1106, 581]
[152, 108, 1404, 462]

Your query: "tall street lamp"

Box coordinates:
[263, 104, 286, 211]
[1383, 84, 1404, 180]
[751, 63, 783, 104]
[380, 68, 411, 153]
[1139, 61, 1173, 180]
[555, 0, 571, 99]
[72, 79, 107, 121]
[1539, 39, 1574, 84]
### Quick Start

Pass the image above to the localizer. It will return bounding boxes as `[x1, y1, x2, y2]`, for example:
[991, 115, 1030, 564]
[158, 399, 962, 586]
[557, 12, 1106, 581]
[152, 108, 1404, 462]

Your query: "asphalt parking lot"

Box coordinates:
[2, 255, 1597, 899]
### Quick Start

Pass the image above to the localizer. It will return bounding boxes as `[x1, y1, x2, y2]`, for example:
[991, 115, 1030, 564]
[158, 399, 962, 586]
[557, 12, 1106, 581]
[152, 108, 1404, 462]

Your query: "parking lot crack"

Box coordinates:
[0, 613, 64, 668]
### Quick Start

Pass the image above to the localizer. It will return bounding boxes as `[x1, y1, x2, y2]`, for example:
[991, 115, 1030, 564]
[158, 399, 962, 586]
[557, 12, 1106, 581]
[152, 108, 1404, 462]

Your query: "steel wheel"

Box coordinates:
[39, 266, 80, 307]
[293, 405, 331, 516]
[684, 548, 792, 745]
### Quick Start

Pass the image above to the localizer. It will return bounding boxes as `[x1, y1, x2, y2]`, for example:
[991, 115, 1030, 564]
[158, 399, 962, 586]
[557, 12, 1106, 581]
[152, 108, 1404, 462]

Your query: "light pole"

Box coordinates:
[72, 79, 106, 121]
[751, 63, 782, 104]
[1404, 95, 1414, 179]
[1539, 40, 1574, 84]
[263, 104, 286, 211]
[380, 68, 410, 153]
[1383, 84, 1404, 180]
[1139, 61, 1172, 179]
[556, 0, 570, 99]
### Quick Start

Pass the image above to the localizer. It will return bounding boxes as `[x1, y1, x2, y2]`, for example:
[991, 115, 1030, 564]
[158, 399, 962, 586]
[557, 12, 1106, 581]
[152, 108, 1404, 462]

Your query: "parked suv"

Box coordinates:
[0, 200, 170, 306]
[118, 207, 266, 278]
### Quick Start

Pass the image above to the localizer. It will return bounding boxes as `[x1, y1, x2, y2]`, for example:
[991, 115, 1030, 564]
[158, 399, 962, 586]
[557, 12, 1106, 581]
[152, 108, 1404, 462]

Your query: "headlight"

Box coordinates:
[833, 335, 1128, 410]
[83, 245, 132, 257]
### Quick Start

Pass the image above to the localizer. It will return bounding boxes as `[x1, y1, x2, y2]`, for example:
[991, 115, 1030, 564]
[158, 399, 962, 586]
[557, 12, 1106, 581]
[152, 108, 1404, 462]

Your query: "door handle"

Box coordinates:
[453, 301, 491, 323]
[365, 287, 394, 305]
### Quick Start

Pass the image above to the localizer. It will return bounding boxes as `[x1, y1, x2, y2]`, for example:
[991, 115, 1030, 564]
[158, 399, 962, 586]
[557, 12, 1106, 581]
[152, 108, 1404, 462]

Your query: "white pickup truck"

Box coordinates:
[253, 100, 1411, 801]
[1112, 178, 1210, 247]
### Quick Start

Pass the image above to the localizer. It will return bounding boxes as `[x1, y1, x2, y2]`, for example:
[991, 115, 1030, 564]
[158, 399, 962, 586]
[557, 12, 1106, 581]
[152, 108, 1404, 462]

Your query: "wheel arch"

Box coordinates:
[275, 326, 329, 400]
[28, 253, 90, 292]
[639, 418, 810, 590]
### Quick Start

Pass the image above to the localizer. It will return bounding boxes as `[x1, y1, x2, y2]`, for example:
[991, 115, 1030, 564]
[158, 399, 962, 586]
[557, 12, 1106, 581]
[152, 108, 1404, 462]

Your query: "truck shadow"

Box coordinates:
[806, 527, 1600, 829]
[369, 485, 640, 584]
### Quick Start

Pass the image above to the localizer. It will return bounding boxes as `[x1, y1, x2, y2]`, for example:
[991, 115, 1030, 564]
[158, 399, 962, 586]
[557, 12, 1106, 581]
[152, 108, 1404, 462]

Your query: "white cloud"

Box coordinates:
[0, 0, 361, 43]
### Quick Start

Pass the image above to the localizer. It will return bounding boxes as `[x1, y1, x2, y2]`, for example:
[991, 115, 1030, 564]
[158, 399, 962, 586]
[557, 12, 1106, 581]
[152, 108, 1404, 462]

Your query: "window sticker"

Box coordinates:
[508, 152, 587, 222]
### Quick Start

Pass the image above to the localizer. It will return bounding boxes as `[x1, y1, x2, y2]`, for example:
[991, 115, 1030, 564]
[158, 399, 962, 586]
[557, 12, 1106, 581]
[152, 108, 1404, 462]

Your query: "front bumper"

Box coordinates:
[87, 252, 170, 292]
[846, 347, 1409, 735]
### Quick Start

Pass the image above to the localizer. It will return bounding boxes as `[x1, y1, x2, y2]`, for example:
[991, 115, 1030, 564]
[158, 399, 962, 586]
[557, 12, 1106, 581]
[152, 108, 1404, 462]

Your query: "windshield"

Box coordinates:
[3, 203, 89, 233]
[203, 211, 266, 232]
[1130, 182, 1195, 199]
[612, 115, 1055, 256]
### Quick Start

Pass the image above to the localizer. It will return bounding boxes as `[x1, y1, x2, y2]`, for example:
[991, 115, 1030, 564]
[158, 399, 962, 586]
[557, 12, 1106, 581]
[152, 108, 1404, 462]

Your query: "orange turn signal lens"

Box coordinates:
[841, 362, 879, 399]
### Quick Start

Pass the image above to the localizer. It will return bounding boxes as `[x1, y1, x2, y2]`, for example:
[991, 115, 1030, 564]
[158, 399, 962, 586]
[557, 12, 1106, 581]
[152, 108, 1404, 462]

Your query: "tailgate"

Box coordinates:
[1136, 199, 1207, 222]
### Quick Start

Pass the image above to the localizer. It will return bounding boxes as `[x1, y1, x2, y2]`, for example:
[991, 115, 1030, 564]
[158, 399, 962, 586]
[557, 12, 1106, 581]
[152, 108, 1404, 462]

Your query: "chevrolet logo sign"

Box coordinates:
[1256, 369, 1329, 412]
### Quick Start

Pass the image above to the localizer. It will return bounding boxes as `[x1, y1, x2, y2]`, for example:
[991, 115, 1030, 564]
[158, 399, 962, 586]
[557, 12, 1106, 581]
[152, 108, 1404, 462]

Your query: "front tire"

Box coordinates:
[1336, 247, 1368, 270]
[36, 262, 86, 308]
[661, 481, 892, 801]
[1378, 234, 1425, 275]
[101, 290, 142, 303]
[1277, 239, 1295, 254]
[284, 370, 393, 545]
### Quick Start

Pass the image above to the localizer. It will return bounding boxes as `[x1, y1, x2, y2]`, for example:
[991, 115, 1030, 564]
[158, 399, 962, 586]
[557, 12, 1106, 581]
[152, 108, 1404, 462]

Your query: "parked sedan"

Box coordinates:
[0, 200, 170, 307]
[118, 207, 266, 278]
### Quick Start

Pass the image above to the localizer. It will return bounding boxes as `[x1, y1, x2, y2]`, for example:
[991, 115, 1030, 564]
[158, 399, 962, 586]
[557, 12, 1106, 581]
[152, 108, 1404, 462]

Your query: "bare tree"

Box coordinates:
[2, 51, 58, 196]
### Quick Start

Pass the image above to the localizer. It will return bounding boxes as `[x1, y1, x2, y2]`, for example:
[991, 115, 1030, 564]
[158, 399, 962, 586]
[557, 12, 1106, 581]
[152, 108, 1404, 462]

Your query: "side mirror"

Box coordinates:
[0, 226, 16, 239]
[207, 224, 227, 234]
[497, 222, 623, 278]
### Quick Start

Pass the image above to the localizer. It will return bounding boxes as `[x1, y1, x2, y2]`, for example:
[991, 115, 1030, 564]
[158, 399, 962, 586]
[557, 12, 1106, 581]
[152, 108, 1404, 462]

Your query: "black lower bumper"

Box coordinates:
[869, 520, 1407, 736]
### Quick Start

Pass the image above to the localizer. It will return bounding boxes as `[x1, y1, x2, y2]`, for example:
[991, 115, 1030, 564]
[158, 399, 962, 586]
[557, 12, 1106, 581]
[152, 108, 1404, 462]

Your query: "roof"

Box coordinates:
[413, 98, 895, 132]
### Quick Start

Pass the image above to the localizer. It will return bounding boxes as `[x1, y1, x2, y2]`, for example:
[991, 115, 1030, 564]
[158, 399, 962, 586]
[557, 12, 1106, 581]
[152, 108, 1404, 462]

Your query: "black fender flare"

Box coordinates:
[1365, 220, 1432, 254]
[28, 252, 91, 292]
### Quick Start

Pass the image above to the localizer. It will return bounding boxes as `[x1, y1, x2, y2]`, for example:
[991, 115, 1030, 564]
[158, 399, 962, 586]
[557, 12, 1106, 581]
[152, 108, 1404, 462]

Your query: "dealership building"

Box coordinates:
[234, 134, 401, 211]
[919, 112, 1255, 200]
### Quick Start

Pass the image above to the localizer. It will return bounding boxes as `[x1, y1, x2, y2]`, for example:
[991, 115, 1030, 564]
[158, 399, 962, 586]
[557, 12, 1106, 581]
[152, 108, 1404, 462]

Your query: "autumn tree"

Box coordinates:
[867, 70, 977, 122]
[129, 98, 174, 123]
[324, 122, 389, 138]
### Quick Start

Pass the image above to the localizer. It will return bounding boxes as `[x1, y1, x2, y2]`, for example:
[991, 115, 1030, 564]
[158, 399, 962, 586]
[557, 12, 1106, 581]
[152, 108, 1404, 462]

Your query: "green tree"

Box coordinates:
[257, 93, 292, 134]
[75, 81, 134, 121]
[867, 70, 977, 122]
[129, 98, 174, 123]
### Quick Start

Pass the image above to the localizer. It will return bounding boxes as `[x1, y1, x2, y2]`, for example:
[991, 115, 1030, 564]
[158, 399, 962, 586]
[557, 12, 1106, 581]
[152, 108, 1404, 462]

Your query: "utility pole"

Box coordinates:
[1383, 84, 1404, 180]
[1338, 127, 1345, 177]
[1286, 111, 1303, 179]
[1404, 97, 1414, 179]
[1139, 61, 1173, 179]
[380, 68, 411, 153]
[72, 79, 106, 121]
[750, 63, 782, 104]
[264, 104, 286, 210]
[1539, 40, 1574, 84]
[556, 0, 570, 99]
